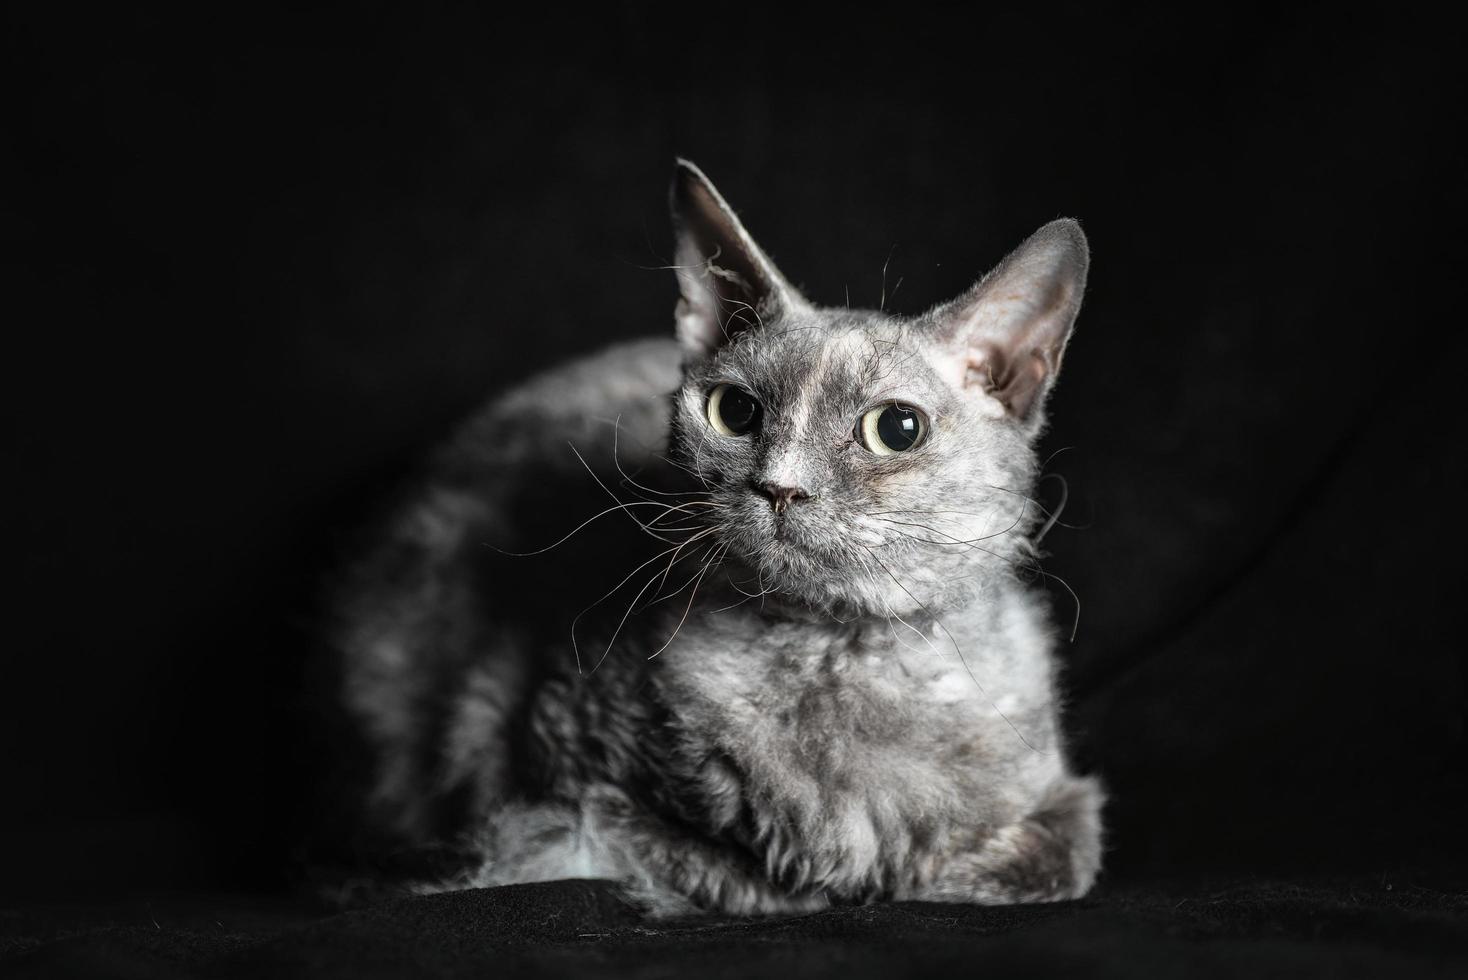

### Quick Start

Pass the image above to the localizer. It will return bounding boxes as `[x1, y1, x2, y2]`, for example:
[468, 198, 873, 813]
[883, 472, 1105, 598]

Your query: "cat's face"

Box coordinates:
[667, 162, 1088, 616]
[672, 312, 1039, 613]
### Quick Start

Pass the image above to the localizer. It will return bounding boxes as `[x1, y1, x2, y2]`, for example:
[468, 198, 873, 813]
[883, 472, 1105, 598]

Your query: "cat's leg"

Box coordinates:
[912, 776, 1104, 905]
[592, 801, 830, 917]
[449, 792, 826, 917]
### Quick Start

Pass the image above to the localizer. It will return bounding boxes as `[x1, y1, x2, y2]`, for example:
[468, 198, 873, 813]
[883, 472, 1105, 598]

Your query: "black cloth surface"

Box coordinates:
[7, 876, 1468, 979]
[8, 5, 1466, 978]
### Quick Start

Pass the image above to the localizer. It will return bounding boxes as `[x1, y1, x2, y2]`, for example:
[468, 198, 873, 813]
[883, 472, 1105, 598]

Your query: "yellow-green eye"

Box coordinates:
[858, 403, 927, 455]
[707, 383, 762, 437]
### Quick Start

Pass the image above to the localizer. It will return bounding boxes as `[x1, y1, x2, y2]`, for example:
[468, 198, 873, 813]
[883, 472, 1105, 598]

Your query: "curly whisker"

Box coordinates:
[582, 527, 721, 675]
[647, 541, 729, 661]
[571, 532, 715, 675]
[606, 415, 713, 500]
[870, 519, 1080, 643]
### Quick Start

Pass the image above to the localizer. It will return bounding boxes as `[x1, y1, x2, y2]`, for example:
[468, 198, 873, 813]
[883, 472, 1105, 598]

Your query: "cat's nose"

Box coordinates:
[755, 482, 810, 515]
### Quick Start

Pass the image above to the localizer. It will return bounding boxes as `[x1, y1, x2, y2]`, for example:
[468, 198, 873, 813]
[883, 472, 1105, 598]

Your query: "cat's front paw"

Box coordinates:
[921, 776, 1104, 905]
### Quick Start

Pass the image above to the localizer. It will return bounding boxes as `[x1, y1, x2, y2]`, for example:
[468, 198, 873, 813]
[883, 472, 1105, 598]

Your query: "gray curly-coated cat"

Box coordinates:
[330, 160, 1103, 915]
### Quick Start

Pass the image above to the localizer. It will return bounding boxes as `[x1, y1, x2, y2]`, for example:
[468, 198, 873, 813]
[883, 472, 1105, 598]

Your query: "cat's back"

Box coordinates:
[331, 336, 687, 844]
[441, 337, 683, 487]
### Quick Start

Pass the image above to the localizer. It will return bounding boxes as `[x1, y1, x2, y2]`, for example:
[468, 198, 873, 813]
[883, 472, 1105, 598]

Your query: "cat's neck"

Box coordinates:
[687, 567, 1034, 644]
[697, 556, 1031, 626]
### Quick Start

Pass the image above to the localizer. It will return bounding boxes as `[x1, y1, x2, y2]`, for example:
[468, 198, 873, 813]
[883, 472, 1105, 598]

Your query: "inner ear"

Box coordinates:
[967, 341, 1057, 421]
[670, 160, 806, 357]
[675, 180, 773, 329]
[935, 219, 1089, 429]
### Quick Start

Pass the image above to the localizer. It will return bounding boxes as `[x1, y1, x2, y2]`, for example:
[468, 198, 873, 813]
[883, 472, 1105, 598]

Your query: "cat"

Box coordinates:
[328, 160, 1103, 915]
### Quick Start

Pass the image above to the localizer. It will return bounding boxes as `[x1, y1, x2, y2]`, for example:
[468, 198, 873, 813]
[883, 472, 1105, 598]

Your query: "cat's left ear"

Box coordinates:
[670, 159, 807, 358]
[930, 219, 1089, 432]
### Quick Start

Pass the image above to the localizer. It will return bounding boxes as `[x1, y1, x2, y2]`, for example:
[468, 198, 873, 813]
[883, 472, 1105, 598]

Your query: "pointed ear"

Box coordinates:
[930, 219, 1089, 430]
[670, 159, 805, 358]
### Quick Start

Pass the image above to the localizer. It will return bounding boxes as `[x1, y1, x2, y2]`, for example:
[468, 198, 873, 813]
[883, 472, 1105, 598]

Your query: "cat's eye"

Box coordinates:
[858, 403, 928, 455]
[706, 383, 762, 437]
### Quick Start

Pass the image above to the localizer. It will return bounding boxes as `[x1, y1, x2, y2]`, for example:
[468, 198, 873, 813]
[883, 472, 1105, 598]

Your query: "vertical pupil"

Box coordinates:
[878, 406, 918, 450]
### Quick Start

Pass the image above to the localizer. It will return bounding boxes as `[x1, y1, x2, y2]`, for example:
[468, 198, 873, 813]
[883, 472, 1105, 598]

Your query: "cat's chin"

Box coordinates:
[725, 531, 866, 605]
[762, 535, 815, 566]
[741, 519, 830, 566]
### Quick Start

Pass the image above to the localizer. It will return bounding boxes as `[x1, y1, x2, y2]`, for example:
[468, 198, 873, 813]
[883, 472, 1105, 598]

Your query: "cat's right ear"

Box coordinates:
[670, 160, 806, 358]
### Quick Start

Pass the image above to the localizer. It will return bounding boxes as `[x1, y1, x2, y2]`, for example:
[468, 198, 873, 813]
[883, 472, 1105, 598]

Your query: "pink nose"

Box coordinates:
[756, 482, 810, 514]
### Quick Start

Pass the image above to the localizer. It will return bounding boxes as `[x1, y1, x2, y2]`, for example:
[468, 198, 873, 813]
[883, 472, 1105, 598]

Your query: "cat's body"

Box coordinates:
[331, 163, 1103, 914]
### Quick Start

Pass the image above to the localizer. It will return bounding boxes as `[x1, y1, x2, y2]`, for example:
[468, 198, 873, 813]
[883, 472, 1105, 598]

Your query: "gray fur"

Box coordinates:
[330, 161, 1103, 915]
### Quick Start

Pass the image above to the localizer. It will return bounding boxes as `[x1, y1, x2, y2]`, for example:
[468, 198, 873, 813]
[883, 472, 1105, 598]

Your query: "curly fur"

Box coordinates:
[329, 162, 1104, 914]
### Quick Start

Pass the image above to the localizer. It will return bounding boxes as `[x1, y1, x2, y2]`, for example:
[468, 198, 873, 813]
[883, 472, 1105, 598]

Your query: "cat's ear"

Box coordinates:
[930, 219, 1089, 431]
[670, 159, 806, 358]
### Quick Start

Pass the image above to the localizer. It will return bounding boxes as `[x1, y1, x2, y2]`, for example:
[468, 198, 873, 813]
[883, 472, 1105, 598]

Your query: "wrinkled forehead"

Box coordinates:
[698, 312, 952, 415]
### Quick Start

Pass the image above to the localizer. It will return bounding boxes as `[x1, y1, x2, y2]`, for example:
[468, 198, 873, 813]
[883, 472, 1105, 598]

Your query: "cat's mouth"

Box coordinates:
[770, 513, 799, 542]
[742, 502, 834, 559]
[713, 491, 858, 581]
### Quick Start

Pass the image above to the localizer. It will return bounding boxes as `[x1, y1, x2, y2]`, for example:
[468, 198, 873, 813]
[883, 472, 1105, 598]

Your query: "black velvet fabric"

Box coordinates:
[7, 876, 1468, 979]
[8, 5, 1465, 978]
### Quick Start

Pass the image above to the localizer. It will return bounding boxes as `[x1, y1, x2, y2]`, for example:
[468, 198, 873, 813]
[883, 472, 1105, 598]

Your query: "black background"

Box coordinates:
[7, 0, 1465, 934]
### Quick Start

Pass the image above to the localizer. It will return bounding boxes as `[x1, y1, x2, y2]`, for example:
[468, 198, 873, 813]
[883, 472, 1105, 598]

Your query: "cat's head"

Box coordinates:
[667, 161, 1088, 616]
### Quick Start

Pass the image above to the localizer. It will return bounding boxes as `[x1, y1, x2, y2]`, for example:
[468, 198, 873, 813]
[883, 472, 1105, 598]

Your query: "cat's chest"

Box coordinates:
[652, 611, 1055, 893]
[658, 613, 1014, 785]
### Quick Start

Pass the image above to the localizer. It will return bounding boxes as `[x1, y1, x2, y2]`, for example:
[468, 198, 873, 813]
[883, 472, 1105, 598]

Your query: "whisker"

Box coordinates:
[589, 558, 679, 675]
[634, 538, 723, 614]
[567, 441, 690, 544]
[646, 542, 727, 660]
[644, 500, 723, 530]
[607, 415, 713, 499]
[569, 538, 703, 675]
[1034, 473, 1068, 545]
[711, 564, 778, 610]
[707, 589, 762, 614]
[486, 500, 694, 557]
[880, 598, 945, 663]
[640, 521, 715, 534]
[583, 528, 719, 676]
[879, 242, 897, 312]
[876, 521, 1032, 579]
[1039, 445, 1075, 472]
[874, 520, 1081, 643]
[866, 502, 1028, 545]
[867, 508, 1013, 520]
[985, 484, 1087, 531]
[726, 571, 772, 599]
